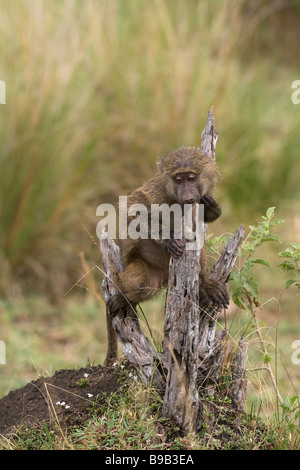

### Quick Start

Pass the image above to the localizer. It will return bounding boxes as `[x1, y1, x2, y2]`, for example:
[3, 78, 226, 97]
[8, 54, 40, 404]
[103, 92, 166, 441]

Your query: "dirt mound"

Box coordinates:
[0, 365, 120, 437]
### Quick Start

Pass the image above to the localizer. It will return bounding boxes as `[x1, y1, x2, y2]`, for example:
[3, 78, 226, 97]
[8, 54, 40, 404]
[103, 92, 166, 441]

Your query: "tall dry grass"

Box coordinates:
[0, 0, 299, 298]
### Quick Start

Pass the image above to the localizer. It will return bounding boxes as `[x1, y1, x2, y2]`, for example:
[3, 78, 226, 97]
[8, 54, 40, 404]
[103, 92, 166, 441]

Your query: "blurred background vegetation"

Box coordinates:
[0, 0, 300, 414]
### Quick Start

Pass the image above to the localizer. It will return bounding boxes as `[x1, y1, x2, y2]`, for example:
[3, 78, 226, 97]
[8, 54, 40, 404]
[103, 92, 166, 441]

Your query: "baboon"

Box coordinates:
[104, 146, 229, 364]
[107, 146, 229, 315]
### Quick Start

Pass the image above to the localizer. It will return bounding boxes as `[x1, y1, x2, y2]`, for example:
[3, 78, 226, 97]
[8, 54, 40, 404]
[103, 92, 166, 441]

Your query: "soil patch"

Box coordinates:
[0, 365, 120, 437]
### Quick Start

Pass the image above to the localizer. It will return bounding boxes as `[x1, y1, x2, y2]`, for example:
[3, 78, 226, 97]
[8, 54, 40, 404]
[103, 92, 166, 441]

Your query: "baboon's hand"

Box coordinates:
[164, 238, 184, 259]
[107, 293, 137, 317]
[107, 294, 122, 316]
[107, 294, 126, 316]
[200, 194, 221, 222]
[201, 194, 216, 208]
[199, 277, 230, 311]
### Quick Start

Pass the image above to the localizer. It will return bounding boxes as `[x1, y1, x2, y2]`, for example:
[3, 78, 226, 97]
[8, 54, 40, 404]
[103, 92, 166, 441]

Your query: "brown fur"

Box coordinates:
[105, 146, 229, 363]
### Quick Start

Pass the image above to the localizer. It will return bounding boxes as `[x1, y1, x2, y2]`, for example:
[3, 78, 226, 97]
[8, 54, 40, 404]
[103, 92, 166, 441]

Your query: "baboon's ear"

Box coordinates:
[157, 158, 163, 172]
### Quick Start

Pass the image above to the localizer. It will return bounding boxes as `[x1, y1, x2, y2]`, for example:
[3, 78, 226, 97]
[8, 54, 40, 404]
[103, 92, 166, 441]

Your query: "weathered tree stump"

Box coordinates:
[100, 232, 165, 391]
[99, 107, 247, 433]
[162, 204, 203, 433]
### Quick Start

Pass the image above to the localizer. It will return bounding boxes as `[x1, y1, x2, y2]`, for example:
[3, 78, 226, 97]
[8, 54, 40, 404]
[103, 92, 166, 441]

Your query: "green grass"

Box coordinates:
[0, 289, 299, 405]
[0, 282, 300, 449]
[1, 361, 299, 450]
[0, 294, 106, 395]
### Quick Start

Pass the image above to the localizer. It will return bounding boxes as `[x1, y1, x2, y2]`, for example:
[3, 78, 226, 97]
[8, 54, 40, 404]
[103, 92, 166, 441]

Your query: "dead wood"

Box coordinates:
[100, 230, 165, 390]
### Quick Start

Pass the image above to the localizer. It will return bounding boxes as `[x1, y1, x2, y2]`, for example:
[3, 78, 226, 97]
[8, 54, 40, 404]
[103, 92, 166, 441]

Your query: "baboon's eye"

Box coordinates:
[173, 175, 183, 183]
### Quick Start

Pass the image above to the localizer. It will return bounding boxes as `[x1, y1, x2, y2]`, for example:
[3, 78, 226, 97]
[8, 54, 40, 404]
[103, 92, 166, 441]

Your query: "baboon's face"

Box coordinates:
[172, 172, 203, 205]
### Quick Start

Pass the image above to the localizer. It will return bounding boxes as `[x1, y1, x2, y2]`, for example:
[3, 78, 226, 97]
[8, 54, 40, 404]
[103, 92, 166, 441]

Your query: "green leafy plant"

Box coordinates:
[209, 208, 289, 407]
[279, 242, 300, 301]
[229, 208, 286, 404]
[230, 207, 283, 310]
[279, 396, 300, 430]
